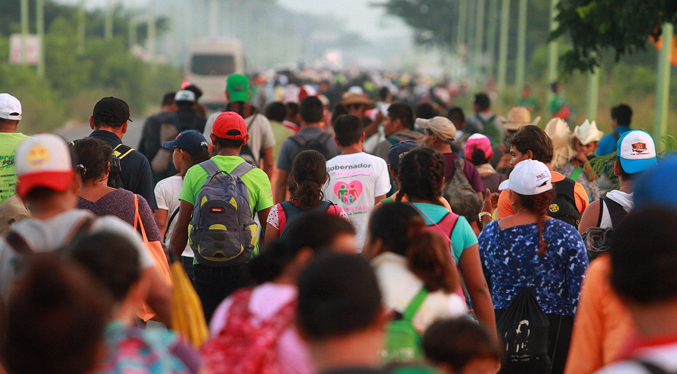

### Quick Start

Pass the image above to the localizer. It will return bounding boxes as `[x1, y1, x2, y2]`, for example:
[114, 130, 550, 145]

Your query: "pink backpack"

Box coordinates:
[202, 289, 296, 374]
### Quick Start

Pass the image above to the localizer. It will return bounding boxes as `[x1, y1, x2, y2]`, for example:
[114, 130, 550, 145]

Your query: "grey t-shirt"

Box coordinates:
[276, 127, 341, 171]
[204, 112, 276, 165]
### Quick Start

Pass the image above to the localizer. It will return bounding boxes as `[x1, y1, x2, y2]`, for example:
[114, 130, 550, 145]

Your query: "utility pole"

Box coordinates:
[474, 0, 486, 81]
[37, 0, 45, 77]
[497, 0, 510, 93]
[515, 0, 527, 94]
[547, 0, 560, 105]
[78, 0, 86, 54]
[457, 0, 467, 50]
[586, 61, 599, 121]
[105, 0, 113, 40]
[654, 23, 673, 149]
[21, 0, 29, 65]
[486, 0, 499, 79]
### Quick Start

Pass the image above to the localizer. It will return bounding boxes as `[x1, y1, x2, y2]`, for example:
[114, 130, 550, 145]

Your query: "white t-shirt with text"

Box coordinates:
[323, 152, 391, 252]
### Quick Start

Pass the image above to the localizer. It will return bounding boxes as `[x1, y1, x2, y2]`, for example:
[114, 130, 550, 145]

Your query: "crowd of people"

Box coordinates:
[0, 69, 675, 374]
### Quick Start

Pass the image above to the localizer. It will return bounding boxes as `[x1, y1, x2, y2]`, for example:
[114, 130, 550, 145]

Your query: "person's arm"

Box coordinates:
[458, 244, 496, 336]
[257, 207, 271, 241]
[363, 111, 383, 138]
[168, 200, 194, 259]
[260, 146, 274, 182]
[154, 209, 169, 237]
[578, 200, 601, 234]
[143, 267, 173, 326]
[264, 223, 280, 243]
[274, 170, 289, 205]
[478, 189, 494, 231]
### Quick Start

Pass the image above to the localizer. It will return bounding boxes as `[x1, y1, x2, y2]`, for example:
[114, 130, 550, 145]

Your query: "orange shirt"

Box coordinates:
[564, 255, 635, 374]
[497, 170, 589, 218]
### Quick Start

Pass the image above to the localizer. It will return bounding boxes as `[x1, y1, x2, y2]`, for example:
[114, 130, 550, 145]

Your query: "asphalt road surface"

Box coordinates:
[55, 116, 145, 149]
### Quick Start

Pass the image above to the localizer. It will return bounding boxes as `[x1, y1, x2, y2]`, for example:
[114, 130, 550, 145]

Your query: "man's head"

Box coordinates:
[299, 96, 324, 126]
[418, 116, 457, 149]
[572, 119, 603, 155]
[333, 114, 364, 147]
[522, 85, 531, 98]
[285, 102, 300, 124]
[160, 91, 177, 112]
[551, 81, 561, 93]
[378, 86, 392, 103]
[615, 130, 656, 182]
[226, 74, 251, 103]
[508, 125, 553, 166]
[297, 252, 385, 366]
[472, 93, 490, 113]
[337, 93, 376, 120]
[209, 111, 250, 152]
[15, 134, 78, 203]
[264, 101, 287, 123]
[611, 103, 633, 129]
[0, 93, 22, 132]
[383, 102, 414, 137]
[174, 90, 196, 109]
[387, 140, 419, 178]
[90, 97, 131, 133]
[415, 102, 439, 119]
[447, 107, 465, 131]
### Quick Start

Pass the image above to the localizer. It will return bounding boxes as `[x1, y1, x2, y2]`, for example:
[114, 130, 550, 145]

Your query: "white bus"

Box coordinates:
[184, 38, 245, 110]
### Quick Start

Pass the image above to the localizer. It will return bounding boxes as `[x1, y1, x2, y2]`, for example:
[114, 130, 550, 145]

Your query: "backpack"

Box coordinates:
[496, 253, 552, 374]
[383, 287, 429, 363]
[278, 200, 332, 240]
[548, 177, 580, 228]
[240, 113, 261, 167]
[442, 158, 482, 223]
[68, 140, 130, 188]
[189, 160, 257, 267]
[289, 132, 333, 160]
[476, 114, 501, 145]
[582, 196, 629, 261]
[202, 288, 296, 374]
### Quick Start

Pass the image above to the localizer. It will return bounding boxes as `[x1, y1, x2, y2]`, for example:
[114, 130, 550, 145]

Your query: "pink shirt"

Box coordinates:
[210, 283, 314, 374]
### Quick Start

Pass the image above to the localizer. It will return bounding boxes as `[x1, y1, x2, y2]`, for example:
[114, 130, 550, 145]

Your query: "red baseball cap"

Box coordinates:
[212, 112, 247, 140]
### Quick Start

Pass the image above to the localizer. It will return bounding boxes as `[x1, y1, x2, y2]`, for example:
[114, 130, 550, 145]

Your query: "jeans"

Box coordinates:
[193, 263, 252, 324]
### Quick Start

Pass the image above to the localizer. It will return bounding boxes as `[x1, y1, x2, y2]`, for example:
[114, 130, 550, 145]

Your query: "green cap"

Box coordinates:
[226, 74, 250, 103]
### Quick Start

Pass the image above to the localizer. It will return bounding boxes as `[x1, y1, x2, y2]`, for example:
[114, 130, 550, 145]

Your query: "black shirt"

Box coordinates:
[89, 130, 158, 210]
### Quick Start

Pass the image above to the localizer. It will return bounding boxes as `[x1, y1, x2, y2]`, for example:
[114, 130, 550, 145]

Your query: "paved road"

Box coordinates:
[55, 116, 145, 149]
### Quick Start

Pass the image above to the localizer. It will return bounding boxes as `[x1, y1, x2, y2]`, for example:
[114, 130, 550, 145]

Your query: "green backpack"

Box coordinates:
[383, 287, 429, 363]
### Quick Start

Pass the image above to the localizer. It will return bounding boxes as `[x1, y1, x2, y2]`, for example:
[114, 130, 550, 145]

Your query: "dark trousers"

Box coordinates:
[193, 263, 252, 324]
[181, 256, 195, 283]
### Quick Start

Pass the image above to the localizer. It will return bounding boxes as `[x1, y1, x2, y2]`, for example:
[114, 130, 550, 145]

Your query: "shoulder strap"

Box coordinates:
[603, 196, 629, 228]
[199, 159, 221, 176]
[113, 144, 134, 160]
[569, 167, 583, 182]
[62, 216, 96, 252]
[164, 208, 181, 242]
[280, 200, 300, 217]
[596, 198, 605, 227]
[290, 133, 306, 147]
[4, 230, 31, 254]
[245, 113, 259, 130]
[402, 287, 428, 321]
[319, 200, 332, 212]
[230, 161, 255, 177]
[317, 132, 333, 144]
[638, 361, 672, 374]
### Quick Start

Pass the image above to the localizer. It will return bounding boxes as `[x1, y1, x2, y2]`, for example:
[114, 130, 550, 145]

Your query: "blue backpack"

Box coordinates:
[189, 160, 257, 267]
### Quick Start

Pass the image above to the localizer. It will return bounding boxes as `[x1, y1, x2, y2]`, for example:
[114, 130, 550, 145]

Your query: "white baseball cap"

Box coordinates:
[15, 134, 74, 197]
[174, 90, 196, 103]
[0, 93, 22, 120]
[617, 130, 657, 174]
[498, 159, 553, 195]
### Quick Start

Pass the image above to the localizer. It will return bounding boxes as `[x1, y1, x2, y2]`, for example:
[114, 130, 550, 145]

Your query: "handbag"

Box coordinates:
[134, 194, 173, 321]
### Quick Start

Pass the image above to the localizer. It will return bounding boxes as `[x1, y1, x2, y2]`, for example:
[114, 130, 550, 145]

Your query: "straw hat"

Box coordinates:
[338, 92, 376, 109]
[573, 119, 604, 145]
[545, 117, 576, 170]
[500, 107, 541, 130]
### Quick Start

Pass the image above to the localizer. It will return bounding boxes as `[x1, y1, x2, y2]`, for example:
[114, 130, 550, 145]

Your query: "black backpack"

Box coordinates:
[289, 132, 333, 160]
[496, 252, 552, 374]
[548, 177, 580, 229]
[582, 196, 629, 261]
[279, 200, 333, 240]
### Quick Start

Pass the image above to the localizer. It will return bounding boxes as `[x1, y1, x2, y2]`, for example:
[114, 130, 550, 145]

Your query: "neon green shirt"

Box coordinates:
[0, 132, 29, 204]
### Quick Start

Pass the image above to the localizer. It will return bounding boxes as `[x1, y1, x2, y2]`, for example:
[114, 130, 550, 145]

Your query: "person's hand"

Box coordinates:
[482, 189, 494, 213]
[491, 192, 499, 209]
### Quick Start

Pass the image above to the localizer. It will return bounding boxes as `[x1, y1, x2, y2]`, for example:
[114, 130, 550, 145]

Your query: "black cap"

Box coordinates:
[93, 97, 132, 124]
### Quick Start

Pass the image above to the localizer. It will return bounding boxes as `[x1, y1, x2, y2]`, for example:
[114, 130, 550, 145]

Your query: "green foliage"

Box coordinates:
[377, 0, 456, 48]
[551, 0, 677, 74]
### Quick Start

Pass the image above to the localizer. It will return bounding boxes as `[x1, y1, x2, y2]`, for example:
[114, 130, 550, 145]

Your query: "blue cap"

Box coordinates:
[162, 130, 208, 156]
[635, 156, 677, 210]
[617, 130, 657, 174]
[387, 140, 419, 169]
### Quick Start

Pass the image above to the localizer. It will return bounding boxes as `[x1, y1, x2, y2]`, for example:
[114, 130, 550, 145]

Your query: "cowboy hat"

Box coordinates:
[338, 92, 376, 109]
[573, 119, 604, 145]
[500, 106, 541, 130]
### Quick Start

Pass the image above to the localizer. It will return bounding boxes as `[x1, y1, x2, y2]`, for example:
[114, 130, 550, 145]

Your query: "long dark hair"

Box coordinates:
[516, 189, 556, 255]
[396, 147, 445, 205]
[73, 138, 113, 182]
[290, 150, 327, 210]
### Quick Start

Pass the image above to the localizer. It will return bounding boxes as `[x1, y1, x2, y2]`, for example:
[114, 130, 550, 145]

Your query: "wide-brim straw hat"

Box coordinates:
[573, 119, 604, 145]
[500, 106, 541, 130]
[338, 92, 376, 109]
